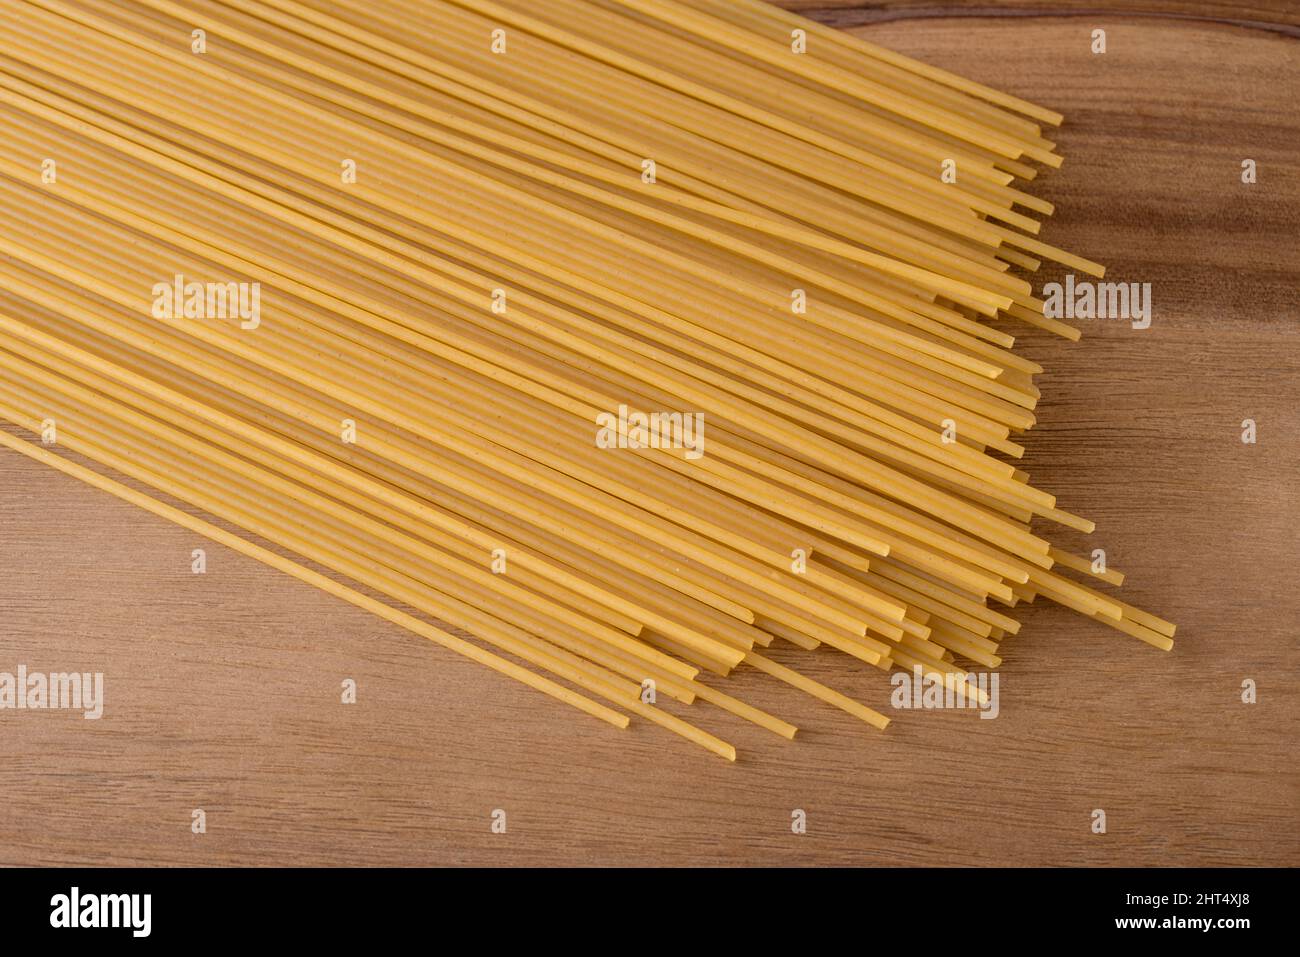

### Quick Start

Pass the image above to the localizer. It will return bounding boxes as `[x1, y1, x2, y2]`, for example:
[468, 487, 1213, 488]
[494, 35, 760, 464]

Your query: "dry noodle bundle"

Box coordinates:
[0, 0, 1175, 760]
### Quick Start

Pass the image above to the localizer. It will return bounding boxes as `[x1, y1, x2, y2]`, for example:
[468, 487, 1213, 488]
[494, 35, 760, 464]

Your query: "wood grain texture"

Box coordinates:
[1, 5, 1297, 867]
[789, 1, 1300, 33]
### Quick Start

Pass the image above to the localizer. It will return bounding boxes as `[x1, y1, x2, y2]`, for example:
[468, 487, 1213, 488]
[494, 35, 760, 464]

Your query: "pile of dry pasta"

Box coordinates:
[0, 0, 1175, 760]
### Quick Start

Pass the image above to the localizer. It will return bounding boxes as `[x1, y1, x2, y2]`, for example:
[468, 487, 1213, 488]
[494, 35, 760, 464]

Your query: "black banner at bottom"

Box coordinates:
[0, 866, 1280, 943]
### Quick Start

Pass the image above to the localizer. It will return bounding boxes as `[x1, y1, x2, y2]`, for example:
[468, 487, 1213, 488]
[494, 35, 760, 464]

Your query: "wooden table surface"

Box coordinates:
[2, 3, 1297, 867]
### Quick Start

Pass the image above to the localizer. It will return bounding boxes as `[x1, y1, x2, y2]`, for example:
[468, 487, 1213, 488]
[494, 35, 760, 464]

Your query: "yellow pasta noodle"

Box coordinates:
[0, 0, 1173, 761]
